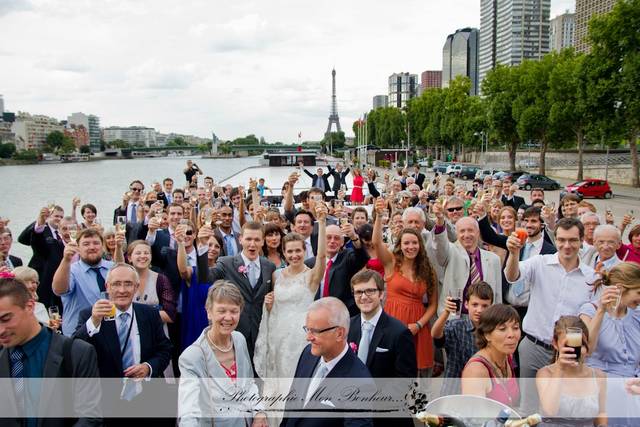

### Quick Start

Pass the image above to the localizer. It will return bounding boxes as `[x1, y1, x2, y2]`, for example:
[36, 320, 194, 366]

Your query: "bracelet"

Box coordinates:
[415, 321, 423, 330]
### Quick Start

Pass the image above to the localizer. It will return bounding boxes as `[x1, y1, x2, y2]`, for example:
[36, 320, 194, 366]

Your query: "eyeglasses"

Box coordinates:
[447, 206, 464, 212]
[353, 288, 380, 297]
[303, 325, 339, 336]
[109, 281, 136, 289]
[130, 187, 143, 192]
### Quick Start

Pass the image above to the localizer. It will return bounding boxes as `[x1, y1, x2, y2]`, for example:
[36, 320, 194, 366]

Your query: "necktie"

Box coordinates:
[248, 262, 258, 288]
[10, 348, 25, 411]
[521, 242, 533, 260]
[321, 259, 333, 297]
[129, 204, 137, 224]
[468, 253, 481, 286]
[90, 267, 106, 292]
[118, 312, 135, 371]
[224, 234, 236, 256]
[358, 321, 374, 363]
[54, 229, 63, 243]
[305, 364, 329, 405]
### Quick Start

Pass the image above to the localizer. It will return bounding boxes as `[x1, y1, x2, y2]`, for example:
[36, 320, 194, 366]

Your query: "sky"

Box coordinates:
[0, 0, 575, 142]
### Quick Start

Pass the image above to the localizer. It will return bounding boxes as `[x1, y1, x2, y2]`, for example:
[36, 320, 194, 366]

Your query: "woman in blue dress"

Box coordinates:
[580, 262, 640, 427]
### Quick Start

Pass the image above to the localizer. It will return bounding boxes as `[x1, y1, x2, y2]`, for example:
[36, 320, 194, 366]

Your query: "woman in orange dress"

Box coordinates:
[372, 197, 439, 375]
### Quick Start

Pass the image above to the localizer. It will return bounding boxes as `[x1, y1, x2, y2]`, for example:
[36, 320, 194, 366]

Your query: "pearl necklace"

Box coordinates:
[207, 330, 233, 353]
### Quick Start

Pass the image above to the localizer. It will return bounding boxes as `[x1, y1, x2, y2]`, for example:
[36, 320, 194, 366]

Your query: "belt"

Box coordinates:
[524, 333, 553, 351]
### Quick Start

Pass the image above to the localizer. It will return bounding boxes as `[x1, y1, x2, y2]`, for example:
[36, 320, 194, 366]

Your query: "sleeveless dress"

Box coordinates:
[465, 355, 520, 407]
[384, 270, 433, 369]
[351, 175, 364, 203]
[181, 266, 212, 351]
[254, 268, 316, 425]
[540, 368, 600, 427]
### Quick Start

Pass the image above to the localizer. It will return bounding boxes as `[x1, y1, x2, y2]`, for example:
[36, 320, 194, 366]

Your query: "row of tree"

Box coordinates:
[353, 0, 640, 186]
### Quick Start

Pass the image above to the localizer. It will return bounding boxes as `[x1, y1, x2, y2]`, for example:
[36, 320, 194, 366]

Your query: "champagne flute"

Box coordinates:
[116, 216, 127, 232]
[48, 306, 62, 331]
[203, 208, 213, 226]
[47, 200, 56, 212]
[68, 224, 78, 241]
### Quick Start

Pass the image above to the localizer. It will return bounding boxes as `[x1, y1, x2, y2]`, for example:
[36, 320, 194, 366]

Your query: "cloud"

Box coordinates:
[36, 57, 92, 73]
[0, 0, 32, 17]
[209, 13, 288, 52]
[125, 61, 205, 90]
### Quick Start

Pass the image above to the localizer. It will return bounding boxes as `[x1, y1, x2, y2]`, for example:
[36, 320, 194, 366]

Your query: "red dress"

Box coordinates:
[351, 175, 364, 203]
[384, 270, 433, 369]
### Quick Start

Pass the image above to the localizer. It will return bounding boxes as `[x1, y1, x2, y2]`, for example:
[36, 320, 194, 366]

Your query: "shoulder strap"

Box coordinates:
[468, 356, 496, 379]
[62, 336, 74, 378]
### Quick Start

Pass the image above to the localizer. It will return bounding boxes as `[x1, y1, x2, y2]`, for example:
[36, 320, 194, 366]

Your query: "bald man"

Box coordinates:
[431, 204, 502, 316]
[305, 223, 369, 316]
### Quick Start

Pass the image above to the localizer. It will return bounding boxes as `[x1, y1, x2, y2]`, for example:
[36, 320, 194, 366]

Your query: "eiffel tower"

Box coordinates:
[325, 68, 342, 135]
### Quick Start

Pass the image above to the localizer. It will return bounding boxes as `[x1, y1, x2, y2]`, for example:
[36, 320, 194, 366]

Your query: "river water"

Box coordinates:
[0, 156, 260, 260]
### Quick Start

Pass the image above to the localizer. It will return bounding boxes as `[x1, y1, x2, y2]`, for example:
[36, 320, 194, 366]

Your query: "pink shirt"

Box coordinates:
[617, 244, 640, 265]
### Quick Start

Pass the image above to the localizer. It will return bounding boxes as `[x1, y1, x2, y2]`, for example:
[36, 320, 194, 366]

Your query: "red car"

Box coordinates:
[563, 179, 613, 199]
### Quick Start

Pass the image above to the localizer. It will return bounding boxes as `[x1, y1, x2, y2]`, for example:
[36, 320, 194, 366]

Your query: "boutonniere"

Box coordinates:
[0, 270, 15, 279]
[237, 265, 248, 276]
[349, 342, 358, 353]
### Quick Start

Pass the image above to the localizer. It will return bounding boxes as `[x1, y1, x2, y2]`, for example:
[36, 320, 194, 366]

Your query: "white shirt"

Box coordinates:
[85, 304, 152, 376]
[240, 252, 261, 280]
[593, 254, 621, 271]
[126, 202, 139, 222]
[508, 253, 596, 343]
[360, 307, 383, 331]
[319, 342, 349, 375]
[526, 236, 544, 258]
[304, 237, 314, 260]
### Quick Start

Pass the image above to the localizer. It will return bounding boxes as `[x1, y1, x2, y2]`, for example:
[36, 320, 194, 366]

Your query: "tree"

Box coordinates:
[45, 131, 65, 152]
[58, 139, 76, 154]
[79, 145, 91, 154]
[483, 64, 521, 171]
[13, 149, 39, 162]
[109, 139, 132, 149]
[588, 0, 640, 186]
[167, 137, 188, 147]
[0, 142, 17, 159]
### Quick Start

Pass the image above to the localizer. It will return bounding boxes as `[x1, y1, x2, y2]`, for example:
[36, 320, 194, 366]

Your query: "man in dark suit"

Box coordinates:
[281, 297, 374, 427]
[347, 270, 416, 427]
[0, 228, 23, 269]
[501, 182, 526, 211]
[303, 166, 331, 194]
[327, 163, 350, 195]
[213, 205, 241, 257]
[411, 164, 426, 189]
[305, 224, 369, 316]
[208, 222, 276, 360]
[73, 263, 172, 418]
[0, 277, 102, 426]
[17, 206, 66, 309]
[112, 180, 145, 226]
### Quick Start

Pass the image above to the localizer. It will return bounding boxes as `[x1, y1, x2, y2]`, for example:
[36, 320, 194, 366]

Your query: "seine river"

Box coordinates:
[0, 156, 260, 260]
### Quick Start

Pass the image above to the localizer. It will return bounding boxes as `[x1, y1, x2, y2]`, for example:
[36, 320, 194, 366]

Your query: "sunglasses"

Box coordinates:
[130, 188, 143, 192]
[447, 206, 464, 212]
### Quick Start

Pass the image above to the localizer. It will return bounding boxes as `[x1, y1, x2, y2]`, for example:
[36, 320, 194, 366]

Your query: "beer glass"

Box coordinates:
[100, 291, 116, 321]
[565, 327, 583, 361]
[448, 288, 463, 317]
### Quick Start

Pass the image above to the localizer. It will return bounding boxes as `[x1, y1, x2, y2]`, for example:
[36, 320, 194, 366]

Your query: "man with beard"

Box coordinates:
[52, 228, 114, 336]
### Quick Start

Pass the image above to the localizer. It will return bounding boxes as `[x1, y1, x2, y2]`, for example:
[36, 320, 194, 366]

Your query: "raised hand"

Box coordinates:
[62, 242, 79, 262]
[264, 291, 274, 312]
[506, 232, 523, 254]
[37, 207, 50, 226]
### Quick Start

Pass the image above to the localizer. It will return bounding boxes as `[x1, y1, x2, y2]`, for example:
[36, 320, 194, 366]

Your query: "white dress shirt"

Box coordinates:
[360, 306, 383, 331]
[508, 253, 596, 343]
[304, 237, 314, 260]
[240, 252, 261, 280]
[526, 236, 544, 258]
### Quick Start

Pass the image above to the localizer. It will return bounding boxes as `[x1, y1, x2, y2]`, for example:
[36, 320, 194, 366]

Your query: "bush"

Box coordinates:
[13, 149, 39, 161]
[0, 142, 17, 159]
[377, 159, 391, 169]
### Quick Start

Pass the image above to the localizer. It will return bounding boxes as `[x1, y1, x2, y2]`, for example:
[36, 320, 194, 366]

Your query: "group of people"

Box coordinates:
[0, 158, 639, 426]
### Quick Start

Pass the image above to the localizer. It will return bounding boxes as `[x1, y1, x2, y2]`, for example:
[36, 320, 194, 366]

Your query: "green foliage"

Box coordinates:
[79, 145, 91, 154]
[108, 139, 131, 149]
[45, 131, 65, 151]
[58, 139, 76, 154]
[167, 137, 188, 147]
[322, 131, 345, 150]
[0, 142, 17, 159]
[231, 135, 260, 145]
[13, 149, 39, 161]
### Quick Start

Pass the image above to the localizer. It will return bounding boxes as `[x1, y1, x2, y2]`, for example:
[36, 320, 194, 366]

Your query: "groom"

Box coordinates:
[280, 297, 374, 427]
[208, 221, 276, 360]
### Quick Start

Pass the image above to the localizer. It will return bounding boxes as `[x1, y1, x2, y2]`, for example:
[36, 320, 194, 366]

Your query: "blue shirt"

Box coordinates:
[434, 317, 477, 396]
[60, 259, 114, 336]
[10, 325, 52, 425]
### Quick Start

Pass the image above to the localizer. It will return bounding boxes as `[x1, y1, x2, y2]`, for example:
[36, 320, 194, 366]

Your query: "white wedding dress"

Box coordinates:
[254, 267, 316, 422]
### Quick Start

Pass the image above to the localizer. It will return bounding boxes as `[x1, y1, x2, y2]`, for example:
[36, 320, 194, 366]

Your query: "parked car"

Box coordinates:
[433, 162, 450, 174]
[516, 174, 561, 190]
[446, 164, 463, 176]
[494, 170, 527, 182]
[475, 168, 498, 180]
[561, 179, 613, 200]
[418, 158, 430, 167]
[457, 166, 479, 180]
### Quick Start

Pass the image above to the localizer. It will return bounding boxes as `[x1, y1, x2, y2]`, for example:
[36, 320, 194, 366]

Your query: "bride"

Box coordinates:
[254, 204, 327, 416]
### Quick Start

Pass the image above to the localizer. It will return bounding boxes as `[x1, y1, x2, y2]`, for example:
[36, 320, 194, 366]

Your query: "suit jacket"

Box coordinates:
[0, 329, 102, 427]
[412, 172, 426, 188]
[213, 228, 242, 257]
[8, 254, 23, 268]
[347, 311, 416, 427]
[73, 303, 172, 379]
[208, 255, 276, 359]
[303, 169, 331, 193]
[178, 330, 262, 427]
[154, 245, 209, 295]
[18, 222, 64, 308]
[327, 165, 350, 193]
[305, 245, 369, 316]
[501, 195, 526, 211]
[432, 229, 502, 316]
[280, 344, 374, 427]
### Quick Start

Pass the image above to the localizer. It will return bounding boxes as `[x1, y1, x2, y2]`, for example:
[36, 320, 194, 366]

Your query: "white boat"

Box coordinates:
[60, 153, 89, 162]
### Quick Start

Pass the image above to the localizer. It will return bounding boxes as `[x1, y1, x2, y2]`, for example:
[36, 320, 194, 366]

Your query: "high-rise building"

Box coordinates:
[0, 95, 4, 116]
[479, 0, 551, 91]
[64, 125, 89, 148]
[575, 0, 617, 53]
[550, 11, 575, 51]
[372, 95, 389, 109]
[421, 70, 442, 90]
[68, 112, 101, 152]
[11, 112, 64, 151]
[442, 28, 479, 95]
[388, 72, 418, 109]
[103, 126, 157, 147]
